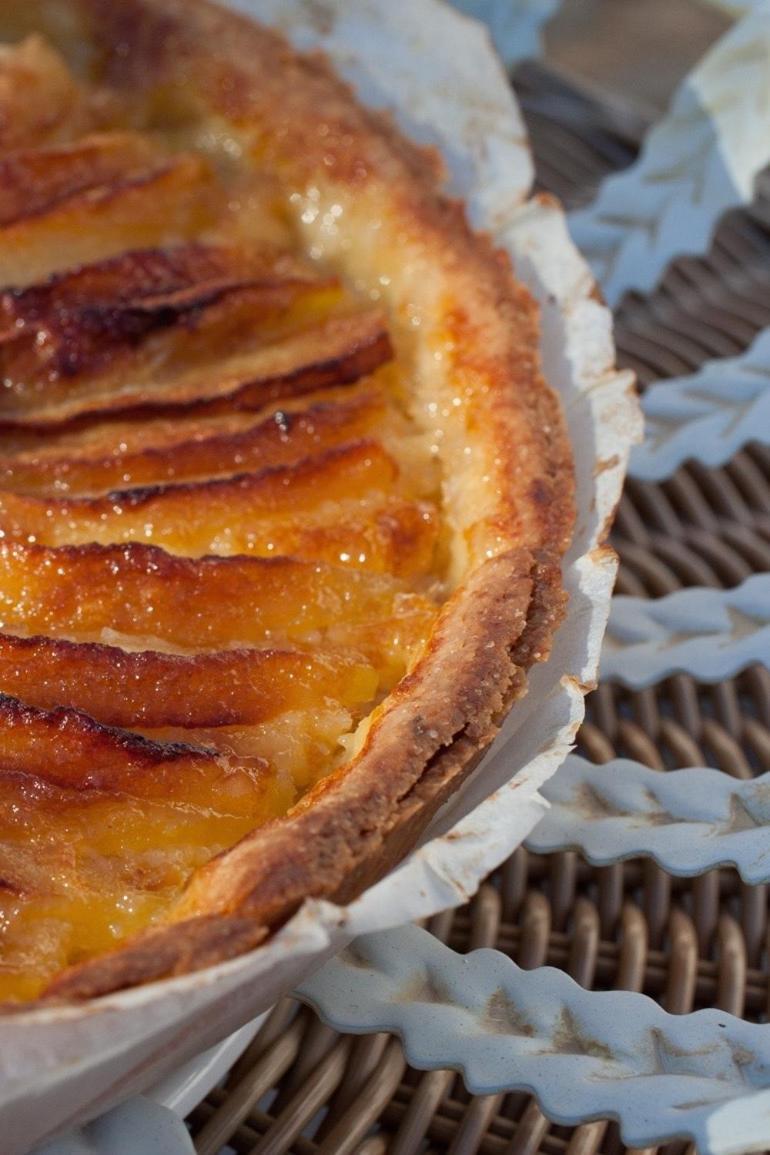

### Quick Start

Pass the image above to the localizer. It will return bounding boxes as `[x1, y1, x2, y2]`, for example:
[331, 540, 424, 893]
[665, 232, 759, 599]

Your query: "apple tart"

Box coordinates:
[0, 0, 574, 1004]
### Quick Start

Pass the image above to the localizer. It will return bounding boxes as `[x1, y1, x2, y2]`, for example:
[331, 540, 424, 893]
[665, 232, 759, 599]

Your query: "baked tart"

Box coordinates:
[0, 0, 574, 1005]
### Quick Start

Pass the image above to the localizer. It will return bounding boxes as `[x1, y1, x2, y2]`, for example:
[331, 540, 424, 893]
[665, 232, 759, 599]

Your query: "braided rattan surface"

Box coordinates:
[185, 63, 770, 1155]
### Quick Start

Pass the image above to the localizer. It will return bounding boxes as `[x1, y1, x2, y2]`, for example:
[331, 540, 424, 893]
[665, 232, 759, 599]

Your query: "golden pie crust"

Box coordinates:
[0, 0, 574, 1004]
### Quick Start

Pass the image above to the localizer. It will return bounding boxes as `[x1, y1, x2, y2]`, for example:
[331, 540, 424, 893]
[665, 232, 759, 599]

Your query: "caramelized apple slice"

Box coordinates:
[248, 496, 439, 576]
[0, 440, 438, 573]
[0, 633, 378, 728]
[0, 242, 322, 386]
[0, 389, 392, 496]
[0, 37, 94, 152]
[0, 380, 389, 461]
[0, 692, 286, 812]
[0, 541, 436, 678]
[0, 696, 294, 1002]
[0, 154, 217, 287]
[0, 299, 390, 424]
[140, 704, 358, 794]
[0, 133, 162, 226]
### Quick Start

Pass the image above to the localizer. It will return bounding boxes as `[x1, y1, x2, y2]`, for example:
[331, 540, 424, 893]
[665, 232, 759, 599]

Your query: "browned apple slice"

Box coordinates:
[0, 241, 322, 385]
[0, 298, 390, 424]
[0, 153, 217, 287]
[0, 132, 162, 226]
[0, 692, 287, 812]
[0, 439, 438, 573]
[0, 388, 392, 495]
[0, 695, 293, 1002]
[0, 37, 95, 152]
[0, 634, 378, 728]
[252, 497, 439, 576]
[0, 540, 437, 677]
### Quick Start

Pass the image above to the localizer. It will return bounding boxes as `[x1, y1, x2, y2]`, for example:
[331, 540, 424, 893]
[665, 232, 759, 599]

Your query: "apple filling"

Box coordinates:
[0, 37, 444, 1001]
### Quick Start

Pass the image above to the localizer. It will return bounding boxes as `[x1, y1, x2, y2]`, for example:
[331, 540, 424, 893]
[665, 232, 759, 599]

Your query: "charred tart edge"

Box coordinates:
[0, 0, 576, 1003]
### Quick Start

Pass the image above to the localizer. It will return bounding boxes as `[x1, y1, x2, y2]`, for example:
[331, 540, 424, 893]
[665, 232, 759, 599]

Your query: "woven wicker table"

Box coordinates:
[185, 61, 770, 1155]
